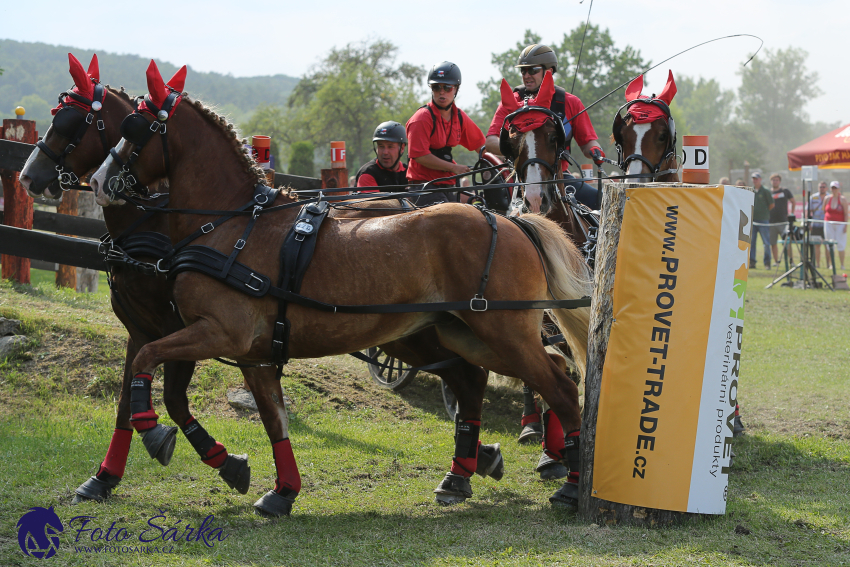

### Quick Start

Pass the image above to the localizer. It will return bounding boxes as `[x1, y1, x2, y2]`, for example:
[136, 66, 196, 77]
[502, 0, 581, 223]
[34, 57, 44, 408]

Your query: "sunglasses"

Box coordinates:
[520, 66, 544, 76]
[430, 84, 456, 93]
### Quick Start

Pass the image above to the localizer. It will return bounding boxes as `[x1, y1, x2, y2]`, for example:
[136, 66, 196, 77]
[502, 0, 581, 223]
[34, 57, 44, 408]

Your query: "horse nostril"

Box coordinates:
[19, 175, 32, 190]
[90, 177, 100, 194]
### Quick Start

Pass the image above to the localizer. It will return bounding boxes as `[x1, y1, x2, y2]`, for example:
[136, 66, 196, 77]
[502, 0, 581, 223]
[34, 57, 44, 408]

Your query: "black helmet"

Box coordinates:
[516, 44, 558, 74]
[372, 121, 407, 144]
[428, 61, 462, 86]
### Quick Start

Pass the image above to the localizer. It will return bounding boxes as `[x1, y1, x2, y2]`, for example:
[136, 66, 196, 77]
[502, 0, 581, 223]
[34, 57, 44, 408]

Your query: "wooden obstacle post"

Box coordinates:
[1, 108, 37, 284]
[321, 141, 348, 195]
[55, 190, 78, 289]
[579, 182, 698, 526]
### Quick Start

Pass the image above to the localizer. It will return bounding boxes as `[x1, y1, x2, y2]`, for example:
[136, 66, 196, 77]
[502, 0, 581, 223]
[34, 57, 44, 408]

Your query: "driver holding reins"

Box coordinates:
[484, 44, 604, 210]
[406, 61, 486, 207]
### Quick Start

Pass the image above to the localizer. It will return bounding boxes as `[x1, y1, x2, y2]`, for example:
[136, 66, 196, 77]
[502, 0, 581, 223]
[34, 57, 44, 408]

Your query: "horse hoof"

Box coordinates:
[219, 454, 251, 494]
[253, 490, 296, 517]
[141, 425, 178, 466]
[476, 443, 504, 481]
[517, 422, 542, 444]
[536, 453, 569, 480]
[549, 480, 578, 511]
[433, 472, 472, 505]
[73, 474, 121, 503]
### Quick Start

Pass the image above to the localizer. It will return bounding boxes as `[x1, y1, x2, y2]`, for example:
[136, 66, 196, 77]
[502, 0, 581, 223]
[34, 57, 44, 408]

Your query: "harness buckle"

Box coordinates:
[245, 273, 263, 292]
[155, 259, 169, 274]
[149, 121, 161, 133]
[201, 223, 215, 234]
[470, 296, 488, 312]
[254, 193, 269, 205]
[97, 120, 105, 131]
[252, 205, 263, 219]
[86, 113, 94, 125]
[234, 239, 246, 250]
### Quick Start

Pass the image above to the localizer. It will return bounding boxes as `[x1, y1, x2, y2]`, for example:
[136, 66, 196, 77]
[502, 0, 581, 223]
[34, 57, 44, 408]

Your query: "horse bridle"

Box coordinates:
[37, 82, 110, 191]
[105, 89, 180, 201]
[611, 97, 679, 181]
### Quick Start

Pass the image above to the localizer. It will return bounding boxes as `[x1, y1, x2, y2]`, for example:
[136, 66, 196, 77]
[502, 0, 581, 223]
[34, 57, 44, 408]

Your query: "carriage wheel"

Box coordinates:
[441, 379, 459, 421]
[365, 347, 418, 391]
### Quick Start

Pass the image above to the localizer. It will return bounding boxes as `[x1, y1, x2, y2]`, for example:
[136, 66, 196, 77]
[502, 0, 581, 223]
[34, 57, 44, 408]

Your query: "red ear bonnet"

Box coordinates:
[67, 53, 94, 100]
[625, 74, 643, 102]
[657, 70, 677, 105]
[87, 54, 100, 83]
[145, 59, 169, 108]
[501, 70, 556, 134]
[531, 70, 555, 107]
[500, 79, 520, 112]
[167, 66, 187, 94]
[53, 53, 100, 115]
[624, 70, 677, 124]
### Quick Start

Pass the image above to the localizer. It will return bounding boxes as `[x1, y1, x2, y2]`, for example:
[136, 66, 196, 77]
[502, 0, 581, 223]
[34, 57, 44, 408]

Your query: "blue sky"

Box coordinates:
[3, 0, 846, 125]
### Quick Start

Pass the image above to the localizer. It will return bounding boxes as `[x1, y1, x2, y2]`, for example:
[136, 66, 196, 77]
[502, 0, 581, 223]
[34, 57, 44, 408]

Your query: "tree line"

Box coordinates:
[258, 30, 838, 184]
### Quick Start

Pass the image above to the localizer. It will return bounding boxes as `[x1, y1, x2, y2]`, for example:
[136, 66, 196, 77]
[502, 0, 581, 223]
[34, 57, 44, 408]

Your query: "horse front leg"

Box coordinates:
[73, 337, 138, 502]
[241, 366, 301, 517]
[126, 317, 253, 475]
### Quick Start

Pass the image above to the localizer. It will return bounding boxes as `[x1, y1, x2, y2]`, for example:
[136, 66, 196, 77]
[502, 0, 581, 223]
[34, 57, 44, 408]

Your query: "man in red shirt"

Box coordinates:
[484, 44, 604, 210]
[406, 61, 486, 207]
[355, 121, 408, 192]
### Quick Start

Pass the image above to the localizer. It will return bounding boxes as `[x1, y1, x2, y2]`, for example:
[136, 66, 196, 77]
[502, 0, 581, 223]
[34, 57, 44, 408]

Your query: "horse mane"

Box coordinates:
[183, 95, 266, 184]
[105, 85, 135, 105]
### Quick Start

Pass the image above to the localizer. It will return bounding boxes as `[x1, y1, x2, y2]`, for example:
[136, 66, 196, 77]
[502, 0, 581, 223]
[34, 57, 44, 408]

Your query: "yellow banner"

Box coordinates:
[593, 185, 752, 513]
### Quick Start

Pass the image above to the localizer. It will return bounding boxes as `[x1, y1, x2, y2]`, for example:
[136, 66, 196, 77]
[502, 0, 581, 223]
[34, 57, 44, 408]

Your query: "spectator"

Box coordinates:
[751, 174, 774, 269]
[719, 176, 730, 185]
[824, 181, 847, 270]
[768, 173, 796, 265]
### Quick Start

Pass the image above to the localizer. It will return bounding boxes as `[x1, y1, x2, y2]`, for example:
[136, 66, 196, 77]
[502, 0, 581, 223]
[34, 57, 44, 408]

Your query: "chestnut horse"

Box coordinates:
[20, 55, 508, 507]
[20, 54, 253, 501]
[89, 61, 592, 516]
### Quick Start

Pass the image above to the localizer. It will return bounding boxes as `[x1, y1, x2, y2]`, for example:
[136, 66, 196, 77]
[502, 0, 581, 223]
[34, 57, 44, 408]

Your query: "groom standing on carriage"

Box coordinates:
[484, 44, 605, 210]
[405, 61, 486, 207]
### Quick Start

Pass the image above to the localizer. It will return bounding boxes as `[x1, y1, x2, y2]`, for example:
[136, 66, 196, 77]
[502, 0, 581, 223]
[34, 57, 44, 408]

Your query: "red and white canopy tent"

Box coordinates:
[787, 123, 850, 171]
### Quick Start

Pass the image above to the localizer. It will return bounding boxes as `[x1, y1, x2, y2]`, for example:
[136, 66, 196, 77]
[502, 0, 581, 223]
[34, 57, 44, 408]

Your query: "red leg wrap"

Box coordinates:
[129, 373, 159, 433]
[450, 440, 481, 478]
[520, 413, 541, 427]
[97, 427, 133, 479]
[541, 409, 566, 460]
[272, 438, 301, 495]
[735, 404, 740, 416]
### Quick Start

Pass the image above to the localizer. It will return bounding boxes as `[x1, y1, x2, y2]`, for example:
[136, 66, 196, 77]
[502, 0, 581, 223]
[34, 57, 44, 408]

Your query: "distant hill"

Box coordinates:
[0, 39, 298, 134]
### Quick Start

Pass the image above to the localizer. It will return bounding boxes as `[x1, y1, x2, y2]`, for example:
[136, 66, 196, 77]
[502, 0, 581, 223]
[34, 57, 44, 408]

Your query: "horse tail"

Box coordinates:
[515, 213, 593, 379]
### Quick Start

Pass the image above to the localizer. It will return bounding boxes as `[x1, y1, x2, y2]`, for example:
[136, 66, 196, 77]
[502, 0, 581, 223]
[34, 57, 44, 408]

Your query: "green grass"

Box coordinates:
[0, 269, 849, 566]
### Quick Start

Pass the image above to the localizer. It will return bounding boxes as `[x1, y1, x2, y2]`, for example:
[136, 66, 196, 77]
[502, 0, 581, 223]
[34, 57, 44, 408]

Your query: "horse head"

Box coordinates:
[611, 70, 679, 182]
[91, 59, 187, 207]
[21, 53, 136, 199]
[498, 71, 567, 214]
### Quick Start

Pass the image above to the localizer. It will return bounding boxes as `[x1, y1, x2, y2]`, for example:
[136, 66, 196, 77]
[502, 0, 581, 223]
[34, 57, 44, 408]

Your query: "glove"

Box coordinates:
[590, 147, 605, 166]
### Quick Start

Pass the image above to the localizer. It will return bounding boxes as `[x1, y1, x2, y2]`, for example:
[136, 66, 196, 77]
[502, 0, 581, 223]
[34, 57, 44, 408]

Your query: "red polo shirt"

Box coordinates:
[406, 102, 486, 184]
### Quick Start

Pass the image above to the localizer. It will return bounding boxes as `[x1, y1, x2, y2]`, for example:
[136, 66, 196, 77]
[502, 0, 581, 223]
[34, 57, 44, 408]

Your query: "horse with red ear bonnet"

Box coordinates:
[498, 70, 572, 214]
[611, 70, 680, 182]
